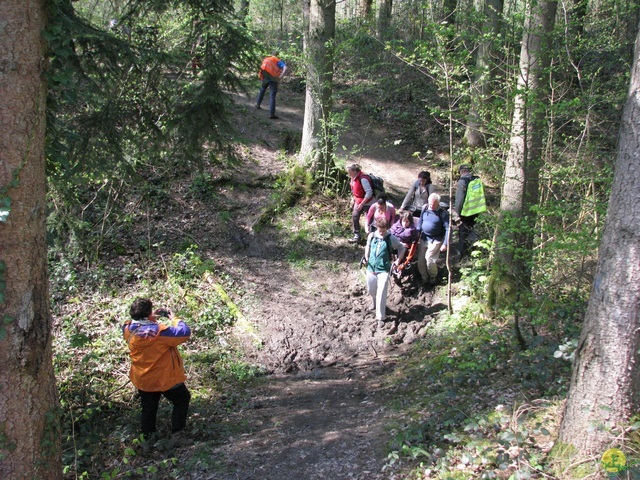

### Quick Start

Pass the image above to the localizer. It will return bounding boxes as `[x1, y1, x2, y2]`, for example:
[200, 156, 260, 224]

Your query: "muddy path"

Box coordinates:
[183, 85, 451, 479]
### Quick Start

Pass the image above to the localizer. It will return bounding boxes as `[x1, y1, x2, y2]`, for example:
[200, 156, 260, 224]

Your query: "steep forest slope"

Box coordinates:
[162, 84, 456, 478]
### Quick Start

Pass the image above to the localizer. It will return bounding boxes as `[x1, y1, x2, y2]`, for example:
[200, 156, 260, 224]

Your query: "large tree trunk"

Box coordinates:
[377, 0, 393, 39]
[300, 0, 336, 177]
[464, 0, 504, 147]
[487, 0, 557, 311]
[0, 1, 62, 479]
[556, 20, 640, 458]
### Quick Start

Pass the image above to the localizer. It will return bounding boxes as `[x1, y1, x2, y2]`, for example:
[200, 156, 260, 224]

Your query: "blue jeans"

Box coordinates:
[256, 79, 279, 116]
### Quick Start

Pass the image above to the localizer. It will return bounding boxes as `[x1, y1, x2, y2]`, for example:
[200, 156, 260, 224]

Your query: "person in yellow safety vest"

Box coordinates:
[255, 53, 287, 119]
[454, 164, 484, 257]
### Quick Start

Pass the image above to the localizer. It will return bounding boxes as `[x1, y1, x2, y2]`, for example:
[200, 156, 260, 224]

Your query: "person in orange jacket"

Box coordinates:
[123, 297, 191, 439]
[255, 53, 287, 119]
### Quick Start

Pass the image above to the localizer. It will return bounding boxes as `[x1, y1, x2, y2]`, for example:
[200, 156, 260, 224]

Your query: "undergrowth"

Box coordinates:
[381, 307, 573, 478]
[52, 245, 264, 479]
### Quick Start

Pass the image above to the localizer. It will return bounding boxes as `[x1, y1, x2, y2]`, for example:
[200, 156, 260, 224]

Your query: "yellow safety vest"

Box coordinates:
[461, 178, 487, 216]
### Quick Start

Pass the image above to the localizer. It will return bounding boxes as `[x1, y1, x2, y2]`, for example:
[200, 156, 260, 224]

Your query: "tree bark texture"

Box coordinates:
[377, 0, 393, 39]
[557, 20, 640, 456]
[360, 0, 373, 19]
[0, 1, 62, 478]
[488, 0, 557, 310]
[464, 0, 504, 147]
[300, 0, 336, 175]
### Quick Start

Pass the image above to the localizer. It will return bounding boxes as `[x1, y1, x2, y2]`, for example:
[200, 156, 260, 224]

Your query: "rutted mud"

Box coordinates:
[182, 85, 450, 479]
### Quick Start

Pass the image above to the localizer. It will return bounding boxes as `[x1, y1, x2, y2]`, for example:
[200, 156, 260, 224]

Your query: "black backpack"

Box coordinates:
[367, 173, 385, 196]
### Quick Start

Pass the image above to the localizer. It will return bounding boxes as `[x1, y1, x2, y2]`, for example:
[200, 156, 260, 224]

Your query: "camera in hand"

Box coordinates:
[155, 308, 171, 318]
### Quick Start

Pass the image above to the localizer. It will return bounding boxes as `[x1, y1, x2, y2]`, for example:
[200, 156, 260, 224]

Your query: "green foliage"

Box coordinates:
[52, 244, 244, 478]
[382, 313, 571, 479]
[253, 164, 313, 227]
[211, 351, 266, 383]
[0, 196, 11, 223]
[248, 0, 302, 41]
[458, 239, 492, 301]
[45, 0, 258, 260]
[333, 23, 438, 147]
[269, 201, 345, 271]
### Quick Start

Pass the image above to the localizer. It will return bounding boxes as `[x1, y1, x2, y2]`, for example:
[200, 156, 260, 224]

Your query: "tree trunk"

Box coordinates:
[487, 0, 558, 310]
[300, 0, 336, 176]
[464, 0, 504, 147]
[360, 0, 373, 19]
[556, 19, 640, 458]
[239, 0, 250, 23]
[443, 0, 457, 24]
[569, 0, 586, 37]
[0, 1, 62, 479]
[377, 0, 393, 39]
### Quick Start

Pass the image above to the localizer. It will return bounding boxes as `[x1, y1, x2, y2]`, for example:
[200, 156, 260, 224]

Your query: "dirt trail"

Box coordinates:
[187, 85, 447, 479]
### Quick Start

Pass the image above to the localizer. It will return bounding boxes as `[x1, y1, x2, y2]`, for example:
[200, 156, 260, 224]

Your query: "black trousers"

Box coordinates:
[459, 215, 477, 257]
[139, 383, 191, 435]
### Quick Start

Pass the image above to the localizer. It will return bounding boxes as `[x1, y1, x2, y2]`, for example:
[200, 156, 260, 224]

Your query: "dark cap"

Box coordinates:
[459, 164, 471, 173]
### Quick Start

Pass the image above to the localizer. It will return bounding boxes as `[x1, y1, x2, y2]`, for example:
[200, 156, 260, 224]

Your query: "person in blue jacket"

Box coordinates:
[417, 193, 449, 285]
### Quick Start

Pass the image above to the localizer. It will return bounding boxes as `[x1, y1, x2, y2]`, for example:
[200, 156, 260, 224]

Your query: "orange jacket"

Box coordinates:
[123, 318, 190, 392]
[259, 56, 285, 80]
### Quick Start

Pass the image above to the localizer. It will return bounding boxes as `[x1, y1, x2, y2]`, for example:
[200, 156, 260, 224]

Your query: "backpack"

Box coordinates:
[368, 234, 394, 271]
[367, 173, 385, 197]
[259, 56, 283, 81]
[461, 177, 487, 216]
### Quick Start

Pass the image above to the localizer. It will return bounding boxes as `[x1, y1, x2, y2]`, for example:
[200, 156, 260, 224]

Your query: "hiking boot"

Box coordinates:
[166, 431, 192, 449]
[348, 234, 361, 243]
[138, 433, 159, 454]
[377, 318, 385, 329]
[269, 115, 279, 119]
[369, 300, 376, 311]
[255, 104, 261, 109]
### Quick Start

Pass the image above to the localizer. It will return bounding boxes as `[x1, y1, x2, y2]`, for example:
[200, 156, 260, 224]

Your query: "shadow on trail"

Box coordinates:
[187, 361, 396, 480]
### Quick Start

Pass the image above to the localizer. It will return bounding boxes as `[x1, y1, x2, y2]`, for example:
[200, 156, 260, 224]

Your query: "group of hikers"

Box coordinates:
[121, 58, 485, 451]
[348, 163, 483, 326]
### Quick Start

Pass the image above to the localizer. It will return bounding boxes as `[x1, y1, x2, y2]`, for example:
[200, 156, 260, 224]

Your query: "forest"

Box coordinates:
[1, 0, 639, 478]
